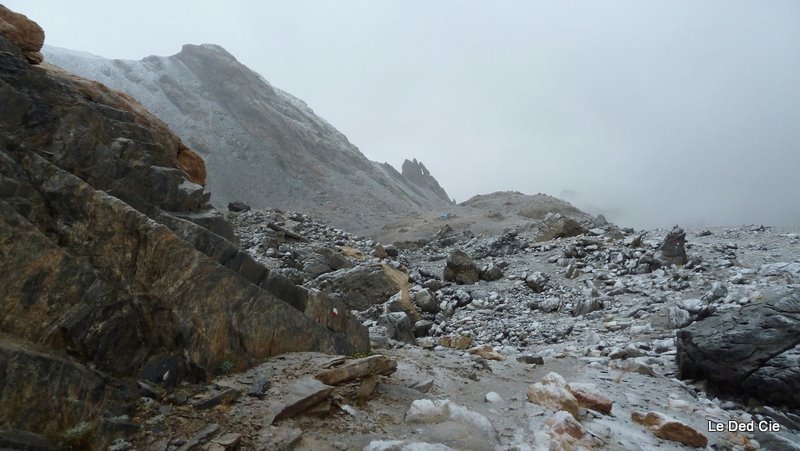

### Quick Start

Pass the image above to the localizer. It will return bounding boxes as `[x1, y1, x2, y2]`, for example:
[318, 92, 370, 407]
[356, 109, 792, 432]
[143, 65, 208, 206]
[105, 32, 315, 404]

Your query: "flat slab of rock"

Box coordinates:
[308, 265, 404, 310]
[408, 378, 434, 393]
[209, 432, 242, 450]
[193, 388, 240, 410]
[536, 214, 586, 241]
[176, 423, 221, 451]
[270, 376, 334, 423]
[378, 383, 428, 401]
[316, 354, 397, 385]
[262, 426, 303, 450]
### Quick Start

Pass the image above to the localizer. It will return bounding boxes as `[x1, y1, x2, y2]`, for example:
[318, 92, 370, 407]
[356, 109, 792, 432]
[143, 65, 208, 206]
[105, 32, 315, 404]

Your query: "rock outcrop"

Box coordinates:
[0, 5, 44, 64]
[443, 249, 479, 285]
[401, 158, 452, 205]
[657, 226, 688, 265]
[0, 8, 367, 445]
[677, 290, 800, 407]
[43, 44, 453, 235]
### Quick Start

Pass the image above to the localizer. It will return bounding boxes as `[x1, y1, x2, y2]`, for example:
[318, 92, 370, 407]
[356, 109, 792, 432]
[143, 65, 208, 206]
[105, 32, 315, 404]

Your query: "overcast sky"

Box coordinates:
[9, 1, 800, 228]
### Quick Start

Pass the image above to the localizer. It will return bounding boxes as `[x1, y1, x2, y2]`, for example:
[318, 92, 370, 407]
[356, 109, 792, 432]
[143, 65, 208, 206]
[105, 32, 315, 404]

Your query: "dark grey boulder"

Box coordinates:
[657, 226, 688, 266]
[413, 320, 434, 337]
[443, 249, 479, 285]
[377, 312, 415, 344]
[677, 290, 800, 407]
[479, 263, 504, 281]
[413, 289, 438, 313]
[525, 272, 549, 293]
[227, 201, 251, 212]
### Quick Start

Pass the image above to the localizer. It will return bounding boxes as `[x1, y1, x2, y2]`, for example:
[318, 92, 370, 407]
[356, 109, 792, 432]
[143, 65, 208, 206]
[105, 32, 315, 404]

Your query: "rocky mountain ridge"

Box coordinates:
[43, 44, 454, 236]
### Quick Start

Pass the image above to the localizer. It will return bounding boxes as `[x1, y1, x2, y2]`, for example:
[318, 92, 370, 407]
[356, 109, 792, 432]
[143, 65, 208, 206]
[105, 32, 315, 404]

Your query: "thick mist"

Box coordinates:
[10, 0, 800, 229]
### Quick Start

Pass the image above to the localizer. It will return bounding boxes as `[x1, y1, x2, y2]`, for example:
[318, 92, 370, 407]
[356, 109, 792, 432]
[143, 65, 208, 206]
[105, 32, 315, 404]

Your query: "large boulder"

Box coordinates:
[307, 264, 407, 310]
[536, 213, 586, 242]
[657, 226, 688, 265]
[377, 312, 415, 344]
[443, 249, 479, 284]
[676, 290, 800, 407]
[413, 289, 439, 313]
[300, 247, 353, 279]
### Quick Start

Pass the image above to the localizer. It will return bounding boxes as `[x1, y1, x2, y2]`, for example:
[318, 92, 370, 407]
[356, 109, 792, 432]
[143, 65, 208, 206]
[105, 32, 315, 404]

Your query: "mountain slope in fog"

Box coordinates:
[44, 44, 453, 234]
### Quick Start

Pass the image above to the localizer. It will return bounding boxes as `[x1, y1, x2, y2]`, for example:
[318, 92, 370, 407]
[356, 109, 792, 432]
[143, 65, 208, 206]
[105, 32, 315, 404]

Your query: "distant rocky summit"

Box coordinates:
[400, 158, 452, 204]
[461, 191, 589, 221]
[0, 7, 366, 448]
[43, 44, 453, 235]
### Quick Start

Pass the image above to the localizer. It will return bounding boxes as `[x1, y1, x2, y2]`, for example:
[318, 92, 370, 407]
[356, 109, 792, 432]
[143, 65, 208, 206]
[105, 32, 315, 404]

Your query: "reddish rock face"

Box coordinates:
[177, 143, 207, 186]
[568, 382, 613, 415]
[0, 5, 44, 64]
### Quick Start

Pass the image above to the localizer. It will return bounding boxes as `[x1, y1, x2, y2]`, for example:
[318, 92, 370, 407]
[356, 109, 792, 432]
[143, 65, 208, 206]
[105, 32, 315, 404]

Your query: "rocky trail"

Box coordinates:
[117, 208, 800, 450]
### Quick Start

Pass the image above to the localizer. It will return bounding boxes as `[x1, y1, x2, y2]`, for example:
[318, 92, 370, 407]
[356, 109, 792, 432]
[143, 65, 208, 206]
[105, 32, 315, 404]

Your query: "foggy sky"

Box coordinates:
[8, 1, 800, 229]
